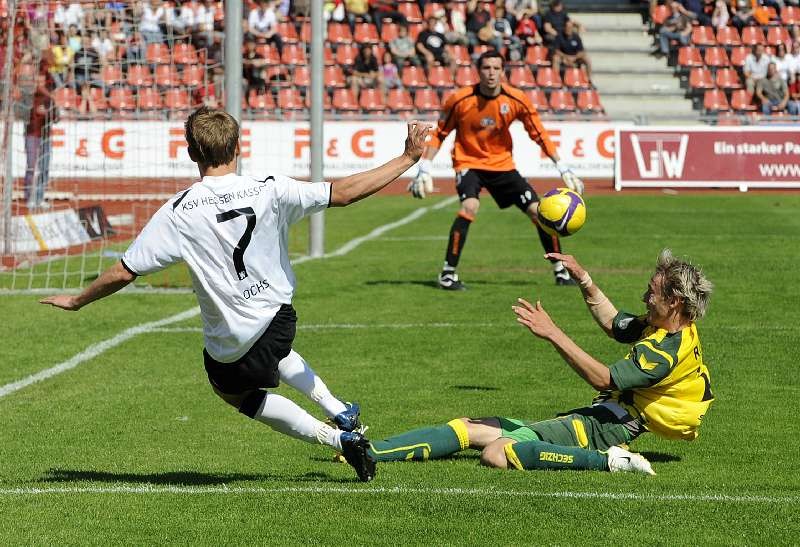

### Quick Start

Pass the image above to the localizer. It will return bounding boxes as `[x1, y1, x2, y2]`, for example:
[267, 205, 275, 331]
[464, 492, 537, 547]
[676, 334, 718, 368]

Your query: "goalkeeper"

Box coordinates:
[366, 250, 714, 476]
[408, 50, 585, 289]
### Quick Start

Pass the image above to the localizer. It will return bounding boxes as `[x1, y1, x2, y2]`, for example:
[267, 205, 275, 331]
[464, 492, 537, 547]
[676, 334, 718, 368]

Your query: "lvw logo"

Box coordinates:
[630, 134, 689, 179]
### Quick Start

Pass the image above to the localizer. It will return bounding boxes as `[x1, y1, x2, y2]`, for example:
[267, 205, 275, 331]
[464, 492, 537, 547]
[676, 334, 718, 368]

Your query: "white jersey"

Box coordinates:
[122, 173, 331, 362]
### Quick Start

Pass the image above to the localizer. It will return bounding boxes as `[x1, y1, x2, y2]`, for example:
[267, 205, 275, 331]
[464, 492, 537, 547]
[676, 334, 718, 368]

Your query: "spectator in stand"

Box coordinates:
[389, 24, 421, 70]
[85, 1, 112, 31]
[553, 19, 591, 77]
[193, 81, 218, 107]
[380, 50, 402, 92]
[756, 62, 789, 115]
[494, 5, 522, 61]
[73, 33, 101, 89]
[92, 29, 115, 62]
[247, 0, 283, 56]
[476, 12, 505, 52]
[25, 73, 55, 211]
[516, 11, 543, 52]
[729, 0, 755, 31]
[139, 0, 166, 44]
[243, 36, 268, 96]
[78, 81, 99, 116]
[744, 43, 771, 93]
[67, 24, 82, 54]
[787, 68, 800, 115]
[166, 0, 197, 40]
[417, 16, 456, 71]
[655, 2, 692, 57]
[324, 0, 346, 23]
[54, 1, 85, 32]
[466, 0, 492, 49]
[789, 42, 800, 77]
[49, 31, 74, 87]
[275, 0, 291, 19]
[505, 0, 539, 30]
[350, 44, 382, 98]
[674, 0, 712, 25]
[711, 0, 730, 28]
[773, 43, 793, 82]
[542, 0, 574, 53]
[370, 0, 408, 36]
[345, 0, 372, 34]
[195, 0, 219, 48]
[124, 30, 147, 65]
[443, 2, 469, 46]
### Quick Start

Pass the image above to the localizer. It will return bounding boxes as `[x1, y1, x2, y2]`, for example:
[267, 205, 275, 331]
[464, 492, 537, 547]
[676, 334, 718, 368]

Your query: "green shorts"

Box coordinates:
[497, 404, 636, 450]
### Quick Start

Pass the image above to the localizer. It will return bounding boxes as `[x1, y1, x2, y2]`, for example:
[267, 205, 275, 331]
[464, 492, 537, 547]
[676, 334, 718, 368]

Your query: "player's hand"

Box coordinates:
[544, 252, 587, 281]
[403, 120, 430, 163]
[40, 294, 81, 311]
[512, 298, 560, 340]
[559, 168, 585, 195]
[407, 160, 434, 199]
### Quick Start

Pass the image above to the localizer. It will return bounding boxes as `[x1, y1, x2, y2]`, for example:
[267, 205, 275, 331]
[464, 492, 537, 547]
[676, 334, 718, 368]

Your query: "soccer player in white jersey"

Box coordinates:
[41, 107, 430, 482]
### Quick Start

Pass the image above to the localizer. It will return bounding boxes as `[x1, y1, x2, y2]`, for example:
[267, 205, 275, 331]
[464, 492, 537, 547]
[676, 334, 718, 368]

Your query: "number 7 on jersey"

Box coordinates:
[216, 207, 256, 281]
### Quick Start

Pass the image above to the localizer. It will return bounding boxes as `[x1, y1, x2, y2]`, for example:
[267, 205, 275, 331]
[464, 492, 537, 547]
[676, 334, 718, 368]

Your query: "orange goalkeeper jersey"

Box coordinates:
[427, 84, 557, 172]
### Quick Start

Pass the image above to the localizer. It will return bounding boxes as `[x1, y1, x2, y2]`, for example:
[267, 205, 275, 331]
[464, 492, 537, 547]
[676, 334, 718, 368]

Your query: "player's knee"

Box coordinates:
[480, 442, 510, 469]
[461, 200, 479, 218]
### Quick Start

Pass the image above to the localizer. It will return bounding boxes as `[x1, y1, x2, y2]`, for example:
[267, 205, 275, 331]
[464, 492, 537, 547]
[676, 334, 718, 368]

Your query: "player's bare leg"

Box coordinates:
[440, 197, 480, 290]
[524, 201, 576, 286]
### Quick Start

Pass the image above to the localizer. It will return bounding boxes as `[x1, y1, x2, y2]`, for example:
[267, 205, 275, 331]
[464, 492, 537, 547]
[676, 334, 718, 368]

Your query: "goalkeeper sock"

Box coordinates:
[504, 440, 608, 471]
[444, 212, 474, 269]
[367, 419, 470, 462]
[278, 350, 347, 419]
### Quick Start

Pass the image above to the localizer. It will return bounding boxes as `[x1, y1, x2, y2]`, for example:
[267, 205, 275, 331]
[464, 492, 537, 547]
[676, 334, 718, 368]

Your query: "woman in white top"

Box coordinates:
[773, 43, 793, 82]
[91, 29, 115, 61]
[139, 0, 165, 44]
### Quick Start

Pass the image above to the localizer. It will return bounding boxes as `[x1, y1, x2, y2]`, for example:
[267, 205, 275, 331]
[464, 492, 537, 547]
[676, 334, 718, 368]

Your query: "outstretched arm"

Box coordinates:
[330, 121, 429, 206]
[545, 252, 618, 337]
[512, 298, 613, 391]
[40, 261, 136, 311]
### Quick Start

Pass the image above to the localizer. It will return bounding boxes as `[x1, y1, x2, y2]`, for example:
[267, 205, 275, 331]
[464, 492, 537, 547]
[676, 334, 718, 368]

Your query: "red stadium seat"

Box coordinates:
[398, 2, 422, 22]
[455, 65, 479, 86]
[293, 66, 311, 88]
[154, 65, 180, 87]
[525, 45, 550, 67]
[264, 66, 291, 88]
[407, 23, 423, 42]
[248, 91, 276, 110]
[164, 88, 191, 110]
[126, 65, 152, 87]
[563, 67, 590, 89]
[300, 22, 311, 42]
[508, 66, 536, 88]
[137, 87, 163, 111]
[327, 23, 353, 44]
[276, 22, 299, 44]
[651, 3, 671, 25]
[716, 67, 742, 90]
[447, 45, 471, 66]
[766, 26, 791, 47]
[324, 45, 335, 66]
[688, 67, 715, 91]
[332, 88, 359, 111]
[354, 23, 380, 44]
[703, 47, 730, 68]
[146, 42, 169, 64]
[173, 42, 198, 64]
[386, 88, 415, 113]
[427, 65, 455, 89]
[359, 88, 386, 112]
[535, 67, 562, 88]
[323, 65, 347, 88]
[413, 88, 440, 111]
[703, 89, 730, 112]
[740, 27, 765, 46]
[335, 44, 358, 67]
[305, 89, 332, 110]
[729, 46, 750, 67]
[256, 44, 281, 65]
[381, 23, 400, 43]
[53, 87, 78, 111]
[576, 89, 603, 112]
[730, 89, 757, 111]
[524, 88, 549, 112]
[781, 5, 800, 24]
[108, 87, 136, 111]
[182, 64, 206, 87]
[716, 26, 741, 47]
[402, 66, 428, 88]
[278, 88, 305, 111]
[281, 44, 307, 66]
[691, 26, 716, 46]
[101, 64, 123, 86]
[677, 46, 704, 69]
[549, 89, 576, 112]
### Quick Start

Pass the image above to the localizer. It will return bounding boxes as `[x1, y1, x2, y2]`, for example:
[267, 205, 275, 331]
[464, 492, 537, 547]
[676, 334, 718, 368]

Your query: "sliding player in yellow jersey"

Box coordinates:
[367, 250, 714, 475]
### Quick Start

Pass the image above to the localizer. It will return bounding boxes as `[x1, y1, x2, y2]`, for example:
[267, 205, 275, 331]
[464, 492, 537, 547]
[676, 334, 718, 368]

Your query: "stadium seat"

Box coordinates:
[53, 87, 78, 111]
[173, 42, 199, 64]
[381, 23, 400, 43]
[563, 67, 590, 89]
[651, 3, 671, 25]
[181, 64, 205, 87]
[447, 45, 471, 66]
[703, 47, 730, 68]
[455, 65, 479, 86]
[305, 89, 332, 110]
[549, 89, 576, 112]
[354, 22, 380, 44]
[729, 46, 749, 67]
[154, 65, 181, 88]
[398, 2, 422, 22]
[766, 26, 791, 47]
[677, 46, 704, 69]
[781, 5, 800, 24]
[703, 89, 730, 112]
[472, 44, 492, 58]
[715, 67, 742, 90]
[730, 89, 757, 111]
[264, 67, 291, 88]
[688, 67, 715, 91]
[524, 88, 549, 111]
[508, 66, 536, 88]
[324, 45, 335, 66]
[100, 64, 124, 87]
[535, 67, 562, 88]
[164, 88, 191, 110]
[525, 45, 551, 67]
[335, 44, 358, 67]
[413, 88, 441, 112]
[359, 88, 386, 112]
[576, 89, 603, 113]
[278, 88, 305, 111]
[427, 65, 454, 89]
[293, 66, 311, 89]
[716, 26, 741, 47]
[126, 65, 152, 87]
[300, 21, 311, 43]
[386, 88, 415, 114]
[281, 44, 307, 66]
[323, 65, 347, 88]
[691, 26, 716, 47]
[332, 88, 360, 112]
[108, 87, 136, 111]
[407, 23, 423, 41]
[276, 22, 300, 44]
[137, 87, 163, 111]
[146, 43, 169, 64]
[402, 66, 427, 88]
[327, 23, 353, 44]
[740, 27, 765, 46]
[248, 91, 276, 110]
[89, 87, 108, 111]
[256, 44, 281, 65]
[423, 2, 444, 19]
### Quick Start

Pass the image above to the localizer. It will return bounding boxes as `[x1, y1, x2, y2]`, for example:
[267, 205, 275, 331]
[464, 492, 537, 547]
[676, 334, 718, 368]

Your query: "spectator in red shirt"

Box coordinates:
[25, 74, 55, 210]
[369, 0, 407, 36]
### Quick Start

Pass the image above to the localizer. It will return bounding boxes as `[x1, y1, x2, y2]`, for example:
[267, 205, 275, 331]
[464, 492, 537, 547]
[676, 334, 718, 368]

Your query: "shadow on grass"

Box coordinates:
[364, 279, 536, 288]
[639, 452, 682, 463]
[450, 385, 500, 391]
[38, 468, 357, 485]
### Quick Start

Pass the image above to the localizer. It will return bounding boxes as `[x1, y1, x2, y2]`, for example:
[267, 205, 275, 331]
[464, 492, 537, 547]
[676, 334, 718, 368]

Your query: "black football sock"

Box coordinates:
[444, 212, 474, 271]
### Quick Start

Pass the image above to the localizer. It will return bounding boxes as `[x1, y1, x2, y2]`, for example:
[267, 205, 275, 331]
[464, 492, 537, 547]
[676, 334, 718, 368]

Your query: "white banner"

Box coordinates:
[11, 209, 91, 253]
[13, 121, 620, 179]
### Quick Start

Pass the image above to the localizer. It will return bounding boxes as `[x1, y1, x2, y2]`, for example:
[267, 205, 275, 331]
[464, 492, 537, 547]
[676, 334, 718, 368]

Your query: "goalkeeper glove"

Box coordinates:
[556, 163, 585, 195]
[408, 159, 434, 199]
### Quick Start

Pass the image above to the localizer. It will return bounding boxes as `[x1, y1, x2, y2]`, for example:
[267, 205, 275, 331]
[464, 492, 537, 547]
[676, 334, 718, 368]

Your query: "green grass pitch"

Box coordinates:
[1, 193, 799, 544]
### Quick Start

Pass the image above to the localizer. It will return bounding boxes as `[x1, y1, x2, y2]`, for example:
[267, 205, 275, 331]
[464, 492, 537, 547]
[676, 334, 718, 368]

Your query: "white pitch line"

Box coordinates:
[151, 322, 500, 334]
[0, 485, 795, 504]
[0, 198, 457, 399]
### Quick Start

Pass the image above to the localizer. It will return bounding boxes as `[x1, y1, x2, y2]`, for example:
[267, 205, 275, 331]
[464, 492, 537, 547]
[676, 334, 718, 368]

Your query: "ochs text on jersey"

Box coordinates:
[180, 181, 269, 211]
[242, 278, 271, 300]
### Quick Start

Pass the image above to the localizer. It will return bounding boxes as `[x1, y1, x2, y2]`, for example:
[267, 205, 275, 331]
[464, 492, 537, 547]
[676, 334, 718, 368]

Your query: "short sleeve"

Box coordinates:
[121, 200, 183, 276]
[273, 175, 332, 225]
[609, 341, 674, 391]
[611, 310, 648, 344]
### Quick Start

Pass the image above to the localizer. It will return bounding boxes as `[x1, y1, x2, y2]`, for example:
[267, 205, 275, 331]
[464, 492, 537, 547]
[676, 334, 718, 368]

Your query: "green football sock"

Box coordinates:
[367, 419, 470, 462]
[504, 440, 609, 471]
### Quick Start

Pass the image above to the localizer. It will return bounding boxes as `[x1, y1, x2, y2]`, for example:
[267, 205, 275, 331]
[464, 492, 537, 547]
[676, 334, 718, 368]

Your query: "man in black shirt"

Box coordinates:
[552, 20, 591, 78]
[416, 16, 454, 71]
[243, 37, 268, 96]
[73, 34, 101, 89]
[542, 0, 581, 53]
[350, 44, 382, 97]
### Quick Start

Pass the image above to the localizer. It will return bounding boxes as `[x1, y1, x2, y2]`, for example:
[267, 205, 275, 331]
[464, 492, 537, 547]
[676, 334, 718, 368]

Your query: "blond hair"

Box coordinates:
[184, 107, 239, 168]
[655, 249, 713, 321]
